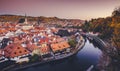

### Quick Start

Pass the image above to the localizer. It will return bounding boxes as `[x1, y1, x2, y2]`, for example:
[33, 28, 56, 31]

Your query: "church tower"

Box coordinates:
[25, 13, 28, 24]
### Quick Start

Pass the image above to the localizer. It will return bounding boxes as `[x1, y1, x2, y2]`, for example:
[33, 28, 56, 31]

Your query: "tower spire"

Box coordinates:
[25, 13, 28, 24]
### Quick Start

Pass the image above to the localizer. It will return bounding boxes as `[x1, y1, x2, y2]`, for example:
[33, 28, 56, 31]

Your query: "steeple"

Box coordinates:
[25, 13, 28, 24]
[25, 13, 27, 18]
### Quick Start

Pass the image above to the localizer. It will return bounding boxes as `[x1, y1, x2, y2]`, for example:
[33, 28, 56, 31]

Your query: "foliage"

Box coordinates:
[56, 24, 62, 27]
[111, 24, 120, 49]
[83, 7, 120, 51]
[0, 15, 37, 22]
[29, 54, 40, 62]
[81, 20, 90, 32]
[57, 30, 70, 37]
[112, 6, 120, 17]
[68, 39, 77, 48]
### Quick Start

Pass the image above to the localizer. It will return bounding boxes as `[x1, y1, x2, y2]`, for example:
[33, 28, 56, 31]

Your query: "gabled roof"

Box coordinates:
[0, 29, 7, 34]
[4, 43, 30, 58]
[50, 41, 70, 52]
[39, 38, 49, 44]
[40, 46, 50, 55]
[26, 43, 39, 52]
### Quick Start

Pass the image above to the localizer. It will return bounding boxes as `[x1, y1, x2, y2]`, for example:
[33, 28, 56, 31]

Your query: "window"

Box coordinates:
[17, 47, 20, 49]
[59, 46, 61, 48]
[14, 52, 16, 54]
[10, 46, 13, 49]
[63, 45, 65, 47]
[19, 51, 22, 53]
[24, 50, 27, 52]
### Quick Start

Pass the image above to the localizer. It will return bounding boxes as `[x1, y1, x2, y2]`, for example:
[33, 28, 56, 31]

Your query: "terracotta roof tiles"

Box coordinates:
[4, 43, 30, 58]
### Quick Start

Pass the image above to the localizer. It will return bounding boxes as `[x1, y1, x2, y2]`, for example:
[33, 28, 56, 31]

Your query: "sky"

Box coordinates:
[0, 0, 120, 20]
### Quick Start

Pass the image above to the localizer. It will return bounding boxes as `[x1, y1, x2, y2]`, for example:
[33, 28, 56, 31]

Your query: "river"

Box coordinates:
[18, 38, 110, 71]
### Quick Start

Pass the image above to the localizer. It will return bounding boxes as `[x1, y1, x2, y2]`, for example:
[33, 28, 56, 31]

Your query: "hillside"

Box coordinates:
[0, 14, 84, 23]
[82, 7, 120, 51]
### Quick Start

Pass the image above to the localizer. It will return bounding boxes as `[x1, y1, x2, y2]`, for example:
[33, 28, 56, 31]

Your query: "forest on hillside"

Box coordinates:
[82, 7, 120, 54]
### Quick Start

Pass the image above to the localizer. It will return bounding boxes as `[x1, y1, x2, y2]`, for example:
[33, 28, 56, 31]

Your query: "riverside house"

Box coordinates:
[0, 49, 5, 61]
[4, 43, 30, 61]
[50, 41, 70, 53]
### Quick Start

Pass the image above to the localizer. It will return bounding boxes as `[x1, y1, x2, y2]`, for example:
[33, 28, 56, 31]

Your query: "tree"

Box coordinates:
[112, 6, 120, 17]
[82, 20, 90, 32]
[68, 39, 77, 48]
[111, 24, 120, 50]
[29, 54, 40, 62]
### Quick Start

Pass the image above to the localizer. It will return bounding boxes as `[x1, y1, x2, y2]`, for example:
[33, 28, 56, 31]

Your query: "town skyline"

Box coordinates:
[0, 0, 120, 20]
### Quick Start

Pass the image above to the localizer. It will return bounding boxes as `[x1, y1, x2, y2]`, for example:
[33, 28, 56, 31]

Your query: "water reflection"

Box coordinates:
[87, 38, 104, 50]
[18, 39, 115, 71]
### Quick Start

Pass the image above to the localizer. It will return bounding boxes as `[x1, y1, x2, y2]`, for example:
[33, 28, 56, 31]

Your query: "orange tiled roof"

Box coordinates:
[4, 43, 30, 58]
[0, 29, 7, 34]
[39, 38, 49, 44]
[8, 28, 16, 31]
[13, 37, 22, 43]
[40, 46, 50, 54]
[26, 43, 39, 51]
[50, 41, 70, 52]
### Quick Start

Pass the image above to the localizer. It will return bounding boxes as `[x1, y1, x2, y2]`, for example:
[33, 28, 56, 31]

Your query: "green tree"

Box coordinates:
[82, 20, 90, 32]
[68, 39, 77, 48]
[29, 54, 40, 62]
[111, 24, 120, 49]
[112, 7, 120, 17]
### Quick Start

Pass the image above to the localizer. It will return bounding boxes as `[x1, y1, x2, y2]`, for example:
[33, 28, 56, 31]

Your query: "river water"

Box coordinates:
[18, 39, 109, 71]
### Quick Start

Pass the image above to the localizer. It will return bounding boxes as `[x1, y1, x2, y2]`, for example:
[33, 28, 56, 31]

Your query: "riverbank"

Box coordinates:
[88, 34, 120, 60]
[90, 35, 120, 71]
[2, 36, 85, 71]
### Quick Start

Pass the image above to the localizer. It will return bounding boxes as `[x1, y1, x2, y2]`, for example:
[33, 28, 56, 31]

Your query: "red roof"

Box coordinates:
[26, 43, 39, 51]
[39, 38, 49, 44]
[0, 49, 3, 57]
[40, 46, 50, 54]
[4, 43, 30, 58]
[50, 41, 70, 52]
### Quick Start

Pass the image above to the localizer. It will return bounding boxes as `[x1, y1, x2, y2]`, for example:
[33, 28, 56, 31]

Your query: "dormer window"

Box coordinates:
[63, 45, 65, 47]
[17, 47, 20, 49]
[14, 52, 16, 54]
[24, 50, 27, 52]
[19, 51, 22, 53]
[59, 46, 61, 48]
[9, 46, 13, 49]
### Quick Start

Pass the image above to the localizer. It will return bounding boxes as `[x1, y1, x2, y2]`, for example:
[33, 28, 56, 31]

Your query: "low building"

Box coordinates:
[22, 24, 33, 30]
[4, 43, 30, 61]
[40, 45, 50, 56]
[50, 41, 70, 53]
[26, 43, 40, 55]
[0, 49, 5, 60]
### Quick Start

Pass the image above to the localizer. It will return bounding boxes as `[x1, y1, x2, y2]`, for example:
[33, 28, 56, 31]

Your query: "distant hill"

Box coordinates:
[82, 7, 120, 49]
[0, 14, 35, 22]
[0, 14, 84, 23]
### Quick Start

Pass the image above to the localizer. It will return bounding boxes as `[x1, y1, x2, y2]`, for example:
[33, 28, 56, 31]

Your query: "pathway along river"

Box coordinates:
[17, 38, 115, 71]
